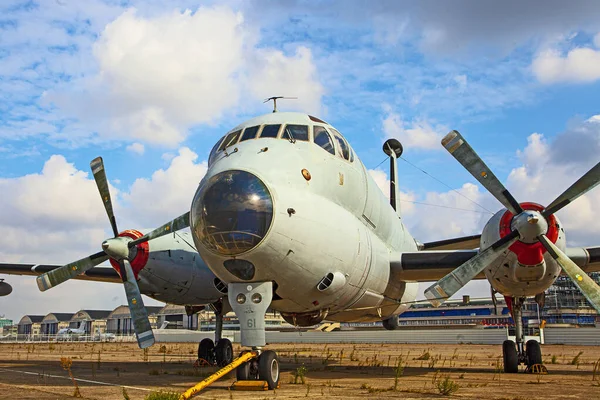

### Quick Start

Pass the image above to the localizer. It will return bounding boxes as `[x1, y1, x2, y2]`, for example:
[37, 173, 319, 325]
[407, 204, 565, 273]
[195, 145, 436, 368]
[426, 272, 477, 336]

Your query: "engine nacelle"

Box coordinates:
[480, 202, 566, 297]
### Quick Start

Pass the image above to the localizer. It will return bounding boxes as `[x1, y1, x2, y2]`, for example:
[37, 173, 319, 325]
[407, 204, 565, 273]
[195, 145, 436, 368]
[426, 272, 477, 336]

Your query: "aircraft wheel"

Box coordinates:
[198, 338, 215, 364]
[502, 340, 519, 373]
[215, 338, 234, 367]
[258, 350, 280, 389]
[526, 340, 542, 366]
[382, 316, 399, 330]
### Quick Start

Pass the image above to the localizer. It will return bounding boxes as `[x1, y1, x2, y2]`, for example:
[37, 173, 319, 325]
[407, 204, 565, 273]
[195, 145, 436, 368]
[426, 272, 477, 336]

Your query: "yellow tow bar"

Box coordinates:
[179, 351, 257, 400]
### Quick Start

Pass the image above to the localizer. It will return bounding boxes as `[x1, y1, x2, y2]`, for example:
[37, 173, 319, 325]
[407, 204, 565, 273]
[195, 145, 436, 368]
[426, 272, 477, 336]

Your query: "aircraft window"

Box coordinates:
[260, 124, 281, 138]
[331, 128, 350, 161]
[349, 148, 355, 162]
[240, 126, 259, 142]
[219, 130, 242, 151]
[208, 137, 224, 165]
[282, 124, 309, 142]
[313, 126, 335, 155]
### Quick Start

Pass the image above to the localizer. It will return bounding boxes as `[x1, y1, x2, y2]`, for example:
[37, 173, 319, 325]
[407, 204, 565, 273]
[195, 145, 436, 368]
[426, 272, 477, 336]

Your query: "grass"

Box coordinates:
[416, 351, 431, 360]
[551, 355, 558, 364]
[571, 351, 584, 366]
[291, 365, 308, 384]
[436, 375, 460, 395]
[144, 391, 180, 400]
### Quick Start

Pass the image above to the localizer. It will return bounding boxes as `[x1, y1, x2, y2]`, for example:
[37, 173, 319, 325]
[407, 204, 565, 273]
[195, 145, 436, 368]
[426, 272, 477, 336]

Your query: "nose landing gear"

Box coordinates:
[228, 281, 280, 389]
[503, 297, 544, 373]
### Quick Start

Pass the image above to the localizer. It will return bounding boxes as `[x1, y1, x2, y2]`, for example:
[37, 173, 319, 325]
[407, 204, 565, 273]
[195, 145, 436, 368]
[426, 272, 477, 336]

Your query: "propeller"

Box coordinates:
[36, 157, 191, 348]
[425, 131, 600, 307]
[442, 131, 523, 215]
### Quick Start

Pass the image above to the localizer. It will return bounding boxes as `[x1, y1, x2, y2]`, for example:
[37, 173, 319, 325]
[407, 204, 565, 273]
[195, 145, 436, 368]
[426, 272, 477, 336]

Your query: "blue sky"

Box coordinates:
[1, 0, 600, 320]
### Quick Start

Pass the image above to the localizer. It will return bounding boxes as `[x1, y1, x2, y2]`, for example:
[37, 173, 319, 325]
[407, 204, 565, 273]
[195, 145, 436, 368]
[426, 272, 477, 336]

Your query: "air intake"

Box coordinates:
[316, 271, 347, 293]
[213, 278, 228, 294]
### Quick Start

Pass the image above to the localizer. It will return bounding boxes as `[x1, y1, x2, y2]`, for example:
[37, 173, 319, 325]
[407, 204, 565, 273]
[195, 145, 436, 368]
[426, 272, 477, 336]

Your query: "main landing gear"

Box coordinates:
[196, 300, 234, 367]
[502, 296, 543, 373]
[228, 282, 280, 389]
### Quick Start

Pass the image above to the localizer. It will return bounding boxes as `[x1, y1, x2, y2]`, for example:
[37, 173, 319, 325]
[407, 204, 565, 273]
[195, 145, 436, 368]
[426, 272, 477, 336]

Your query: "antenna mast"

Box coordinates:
[263, 96, 297, 113]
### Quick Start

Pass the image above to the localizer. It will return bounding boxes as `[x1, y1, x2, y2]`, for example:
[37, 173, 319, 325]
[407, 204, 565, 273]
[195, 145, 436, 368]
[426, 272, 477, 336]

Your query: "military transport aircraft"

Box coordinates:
[1, 107, 599, 389]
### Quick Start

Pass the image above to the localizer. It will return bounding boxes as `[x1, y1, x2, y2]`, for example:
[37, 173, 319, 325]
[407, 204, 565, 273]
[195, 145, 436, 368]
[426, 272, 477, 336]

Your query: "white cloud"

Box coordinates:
[44, 6, 323, 147]
[126, 142, 145, 155]
[0, 148, 208, 321]
[382, 106, 445, 150]
[368, 168, 416, 215]
[532, 46, 600, 84]
[247, 47, 324, 115]
[123, 147, 208, 227]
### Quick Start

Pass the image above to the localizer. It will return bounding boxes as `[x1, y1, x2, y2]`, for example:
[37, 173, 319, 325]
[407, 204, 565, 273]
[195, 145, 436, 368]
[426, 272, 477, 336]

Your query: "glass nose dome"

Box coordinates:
[191, 170, 273, 256]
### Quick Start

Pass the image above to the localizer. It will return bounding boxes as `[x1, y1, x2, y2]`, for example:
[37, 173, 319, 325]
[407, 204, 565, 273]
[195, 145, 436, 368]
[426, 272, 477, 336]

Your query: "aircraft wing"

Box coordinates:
[0, 263, 121, 283]
[421, 234, 481, 250]
[391, 246, 600, 282]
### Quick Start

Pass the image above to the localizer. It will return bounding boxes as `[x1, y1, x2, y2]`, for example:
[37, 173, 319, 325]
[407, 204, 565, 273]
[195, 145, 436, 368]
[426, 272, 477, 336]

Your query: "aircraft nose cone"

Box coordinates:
[190, 170, 273, 256]
[102, 241, 109, 251]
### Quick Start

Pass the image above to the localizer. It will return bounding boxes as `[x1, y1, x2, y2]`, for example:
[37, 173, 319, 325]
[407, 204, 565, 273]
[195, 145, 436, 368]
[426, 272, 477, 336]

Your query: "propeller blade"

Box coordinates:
[442, 131, 523, 215]
[128, 211, 190, 247]
[538, 234, 600, 313]
[119, 259, 155, 349]
[36, 251, 109, 292]
[424, 230, 519, 307]
[542, 161, 600, 217]
[90, 157, 119, 237]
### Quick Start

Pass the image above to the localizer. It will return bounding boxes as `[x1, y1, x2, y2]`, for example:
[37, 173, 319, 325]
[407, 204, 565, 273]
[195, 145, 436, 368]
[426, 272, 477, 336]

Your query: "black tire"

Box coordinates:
[236, 352, 251, 381]
[198, 338, 215, 364]
[382, 317, 399, 331]
[503, 340, 519, 373]
[526, 340, 542, 366]
[215, 338, 234, 367]
[258, 350, 280, 390]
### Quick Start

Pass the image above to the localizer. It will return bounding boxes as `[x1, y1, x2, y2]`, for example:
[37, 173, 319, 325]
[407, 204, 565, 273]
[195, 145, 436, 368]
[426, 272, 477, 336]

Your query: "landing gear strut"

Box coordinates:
[228, 282, 280, 389]
[503, 296, 542, 373]
[196, 300, 233, 367]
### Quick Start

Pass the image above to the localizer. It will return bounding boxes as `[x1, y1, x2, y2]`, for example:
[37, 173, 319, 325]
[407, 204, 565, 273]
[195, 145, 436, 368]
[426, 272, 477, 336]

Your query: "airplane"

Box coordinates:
[1, 105, 599, 389]
[57, 321, 87, 340]
[94, 327, 116, 341]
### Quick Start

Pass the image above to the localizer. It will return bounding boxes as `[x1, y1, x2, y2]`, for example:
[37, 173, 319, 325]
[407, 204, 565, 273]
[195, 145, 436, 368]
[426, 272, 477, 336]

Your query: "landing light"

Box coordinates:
[236, 293, 247, 304]
[251, 293, 262, 304]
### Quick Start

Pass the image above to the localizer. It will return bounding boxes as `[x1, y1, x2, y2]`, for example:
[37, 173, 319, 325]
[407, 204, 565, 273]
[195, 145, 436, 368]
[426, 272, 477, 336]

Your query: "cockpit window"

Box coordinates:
[240, 125, 259, 142]
[281, 124, 309, 142]
[208, 137, 224, 165]
[260, 124, 281, 138]
[313, 126, 335, 155]
[331, 128, 351, 161]
[219, 130, 241, 151]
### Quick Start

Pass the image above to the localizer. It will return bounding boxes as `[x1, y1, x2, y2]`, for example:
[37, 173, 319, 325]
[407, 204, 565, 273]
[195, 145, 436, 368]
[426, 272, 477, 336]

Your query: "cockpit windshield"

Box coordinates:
[208, 115, 355, 166]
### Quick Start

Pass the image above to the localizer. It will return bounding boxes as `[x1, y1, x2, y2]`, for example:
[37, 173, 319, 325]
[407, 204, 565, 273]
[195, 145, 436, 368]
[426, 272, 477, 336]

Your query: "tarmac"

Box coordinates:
[1, 341, 600, 399]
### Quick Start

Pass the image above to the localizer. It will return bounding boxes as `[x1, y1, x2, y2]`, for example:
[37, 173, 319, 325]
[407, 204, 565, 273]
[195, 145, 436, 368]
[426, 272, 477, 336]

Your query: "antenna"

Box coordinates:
[263, 96, 297, 113]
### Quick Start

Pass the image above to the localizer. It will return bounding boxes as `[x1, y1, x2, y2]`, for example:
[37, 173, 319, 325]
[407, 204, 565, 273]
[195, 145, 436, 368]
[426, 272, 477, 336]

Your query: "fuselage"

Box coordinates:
[188, 112, 419, 323]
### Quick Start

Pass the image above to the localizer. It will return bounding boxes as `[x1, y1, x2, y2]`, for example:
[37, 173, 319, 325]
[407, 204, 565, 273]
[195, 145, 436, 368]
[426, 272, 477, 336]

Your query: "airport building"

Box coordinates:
[156, 304, 199, 330]
[0, 318, 12, 329]
[106, 305, 162, 334]
[70, 310, 112, 334]
[40, 313, 74, 334]
[17, 315, 44, 335]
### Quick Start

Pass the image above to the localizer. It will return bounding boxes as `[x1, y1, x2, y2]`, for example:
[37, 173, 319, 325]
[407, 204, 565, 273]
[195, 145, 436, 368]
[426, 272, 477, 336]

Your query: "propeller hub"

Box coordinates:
[511, 210, 548, 244]
[101, 237, 131, 260]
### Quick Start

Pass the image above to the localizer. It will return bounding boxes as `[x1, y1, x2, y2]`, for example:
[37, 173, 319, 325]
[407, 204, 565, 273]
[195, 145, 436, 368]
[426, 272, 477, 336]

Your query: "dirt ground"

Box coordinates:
[1, 341, 600, 399]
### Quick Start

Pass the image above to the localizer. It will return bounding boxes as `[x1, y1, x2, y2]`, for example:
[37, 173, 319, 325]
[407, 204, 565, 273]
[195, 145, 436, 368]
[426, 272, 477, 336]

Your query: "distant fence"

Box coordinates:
[544, 327, 600, 345]
[3, 328, 600, 346]
[254, 329, 509, 345]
